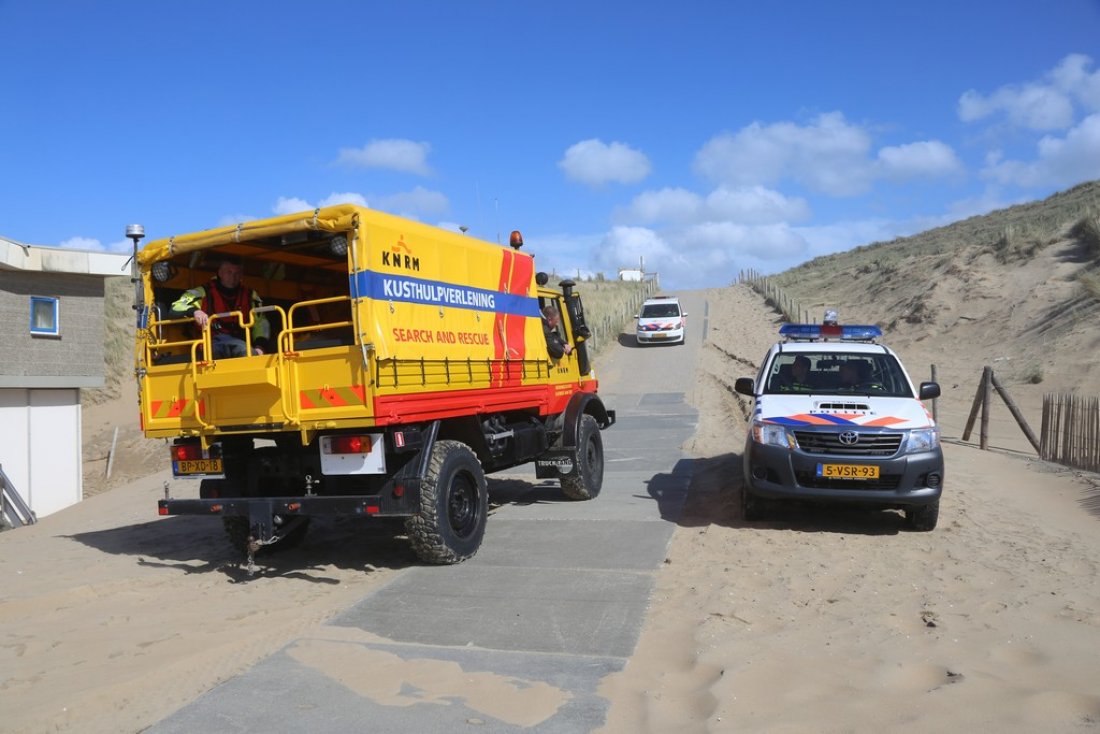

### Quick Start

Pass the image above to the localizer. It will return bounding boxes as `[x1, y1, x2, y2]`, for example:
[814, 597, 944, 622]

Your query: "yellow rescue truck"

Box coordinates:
[131, 206, 614, 564]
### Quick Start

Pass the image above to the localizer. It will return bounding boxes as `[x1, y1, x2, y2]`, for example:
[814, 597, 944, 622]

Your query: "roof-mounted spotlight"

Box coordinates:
[330, 234, 348, 256]
[151, 260, 177, 282]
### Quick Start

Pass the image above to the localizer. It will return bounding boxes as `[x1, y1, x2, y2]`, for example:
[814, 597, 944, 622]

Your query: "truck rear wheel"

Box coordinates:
[561, 414, 604, 501]
[406, 440, 488, 564]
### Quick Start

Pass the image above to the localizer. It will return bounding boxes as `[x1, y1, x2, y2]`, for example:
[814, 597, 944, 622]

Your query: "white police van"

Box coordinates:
[635, 295, 686, 345]
[734, 312, 944, 530]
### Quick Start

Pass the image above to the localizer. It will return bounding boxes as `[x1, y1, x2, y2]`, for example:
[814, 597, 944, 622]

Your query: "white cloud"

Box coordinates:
[559, 139, 651, 186]
[958, 85, 1074, 130]
[1051, 53, 1100, 111]
[695, 114, 964, 197]
[60, 236, 102, 250]
[271, 188, 447, 221]
[876, 140, 964, 179]
[57, 236, 132, 254]
[272, 193, 370, 215]
[592, 226, 676, 274]
[335, 139, 434, 176]
[375, 186, 449, 218]
[273, 196, 313, 215]
[588, 222, 811, 290]
[217, 213, 257, 227]
[958, 53, 1100, 131]
[694, 112, 875, 195]
[529, 232, 603, 278]
[616, 185, 810, 226]
[616, 188, 702, 224]
[704, 186, 812, 224]
[683, 222, 807, 261]
[318, 192, 370, 208]
[982, 112, 1100, 187]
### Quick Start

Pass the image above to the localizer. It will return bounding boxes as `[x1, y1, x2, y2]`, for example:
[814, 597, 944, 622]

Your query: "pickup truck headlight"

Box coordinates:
[905, 426, 940, 454]
[752, 421, 796, 449]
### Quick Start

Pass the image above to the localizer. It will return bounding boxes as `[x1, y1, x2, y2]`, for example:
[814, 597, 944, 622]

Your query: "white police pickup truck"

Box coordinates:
[734, 314, 944, 530]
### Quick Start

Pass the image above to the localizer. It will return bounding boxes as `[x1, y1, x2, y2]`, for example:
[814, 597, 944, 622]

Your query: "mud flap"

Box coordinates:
[535, 449, 579, 479]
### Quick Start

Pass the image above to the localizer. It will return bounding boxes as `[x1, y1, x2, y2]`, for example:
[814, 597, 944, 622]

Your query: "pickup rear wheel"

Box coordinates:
[561, 414, 604, 501]
[406, 440, 488, 564]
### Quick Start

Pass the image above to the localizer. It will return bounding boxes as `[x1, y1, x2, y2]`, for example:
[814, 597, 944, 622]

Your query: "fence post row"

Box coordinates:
[1041, 393, 1100, 472]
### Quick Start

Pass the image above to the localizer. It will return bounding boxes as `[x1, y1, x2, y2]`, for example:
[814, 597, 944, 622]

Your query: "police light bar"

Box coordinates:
[779, 323, 883, 341]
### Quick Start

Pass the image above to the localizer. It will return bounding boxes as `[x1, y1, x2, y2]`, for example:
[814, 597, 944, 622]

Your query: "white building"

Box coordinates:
[0, 236, 129, 522]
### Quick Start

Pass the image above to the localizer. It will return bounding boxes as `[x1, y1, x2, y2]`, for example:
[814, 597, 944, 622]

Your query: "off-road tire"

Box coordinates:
[905, 500, 939, 531]
[561, 414, 604, 501]
[406, 440, 488, 564]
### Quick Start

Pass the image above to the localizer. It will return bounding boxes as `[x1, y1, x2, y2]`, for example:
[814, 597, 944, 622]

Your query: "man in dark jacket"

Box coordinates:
[542, 304, 573, 359]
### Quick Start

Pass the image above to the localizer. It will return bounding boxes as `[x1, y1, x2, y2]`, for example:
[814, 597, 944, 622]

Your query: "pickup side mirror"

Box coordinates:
[735, 377, 755, 396]
[919, 381, 941, 400]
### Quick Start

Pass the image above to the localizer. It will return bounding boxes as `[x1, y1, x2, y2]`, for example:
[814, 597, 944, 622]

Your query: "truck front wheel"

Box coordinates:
[561, 414, 604, 501]
[406, 440, 488, 564]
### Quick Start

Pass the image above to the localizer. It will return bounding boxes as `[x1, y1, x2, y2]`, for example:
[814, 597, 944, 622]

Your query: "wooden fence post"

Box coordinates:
[980, 367, 992, 450]
[962, 366, 990, 444]
[989, 372, 1042, 454]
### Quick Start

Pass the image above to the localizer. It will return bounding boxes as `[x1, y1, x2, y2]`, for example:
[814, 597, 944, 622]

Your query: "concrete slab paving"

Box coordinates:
[331, 565, 653, 656]
[151, 637, 621, 734]
[149, 372, 702, 732]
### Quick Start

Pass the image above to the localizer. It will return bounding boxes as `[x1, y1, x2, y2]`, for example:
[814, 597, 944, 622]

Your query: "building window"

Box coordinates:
[30, 296, 60, 336]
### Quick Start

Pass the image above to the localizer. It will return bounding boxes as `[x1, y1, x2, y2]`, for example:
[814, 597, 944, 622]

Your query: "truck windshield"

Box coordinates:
[764, 352, 914, 398]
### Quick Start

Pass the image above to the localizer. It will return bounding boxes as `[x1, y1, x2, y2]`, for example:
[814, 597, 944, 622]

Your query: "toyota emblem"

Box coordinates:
[839, 431, 859, 445]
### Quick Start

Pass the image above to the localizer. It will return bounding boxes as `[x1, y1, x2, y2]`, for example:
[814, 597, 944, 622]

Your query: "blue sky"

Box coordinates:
[2, 0, 1100, 289]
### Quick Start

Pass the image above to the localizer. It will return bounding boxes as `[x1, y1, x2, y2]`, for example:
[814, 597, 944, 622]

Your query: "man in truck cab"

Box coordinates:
[171, 255, 271, 357]
[541, 304, 573, 359]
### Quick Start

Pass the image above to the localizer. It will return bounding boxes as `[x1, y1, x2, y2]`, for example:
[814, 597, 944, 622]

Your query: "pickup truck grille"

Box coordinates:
[793, 430, 903, 457]
[794, 471, 903, 490]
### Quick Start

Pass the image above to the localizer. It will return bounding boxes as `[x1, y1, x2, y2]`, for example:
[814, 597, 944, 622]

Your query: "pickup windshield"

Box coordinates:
[764, 352, 914, 398]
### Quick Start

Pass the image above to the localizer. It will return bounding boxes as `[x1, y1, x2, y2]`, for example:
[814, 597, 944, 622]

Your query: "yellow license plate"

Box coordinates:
[174, 458, 223, 475]
[818, 463, 879, 480]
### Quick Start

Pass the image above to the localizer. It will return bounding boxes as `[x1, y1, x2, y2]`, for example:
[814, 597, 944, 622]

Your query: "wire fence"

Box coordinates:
[739, 269, 813, 323]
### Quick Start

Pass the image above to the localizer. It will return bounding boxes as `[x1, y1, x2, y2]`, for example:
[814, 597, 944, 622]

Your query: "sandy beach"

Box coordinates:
[3, 283, 1100, 732]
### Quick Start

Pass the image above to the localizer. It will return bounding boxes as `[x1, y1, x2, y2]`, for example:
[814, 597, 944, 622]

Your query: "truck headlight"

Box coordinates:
[906, 427, 940, 454]
[752, 422, 796, 449]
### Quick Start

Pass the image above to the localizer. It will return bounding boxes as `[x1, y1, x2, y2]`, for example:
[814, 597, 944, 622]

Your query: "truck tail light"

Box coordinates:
[172, 444, 203, 462]
[327, 435, 373, 454]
